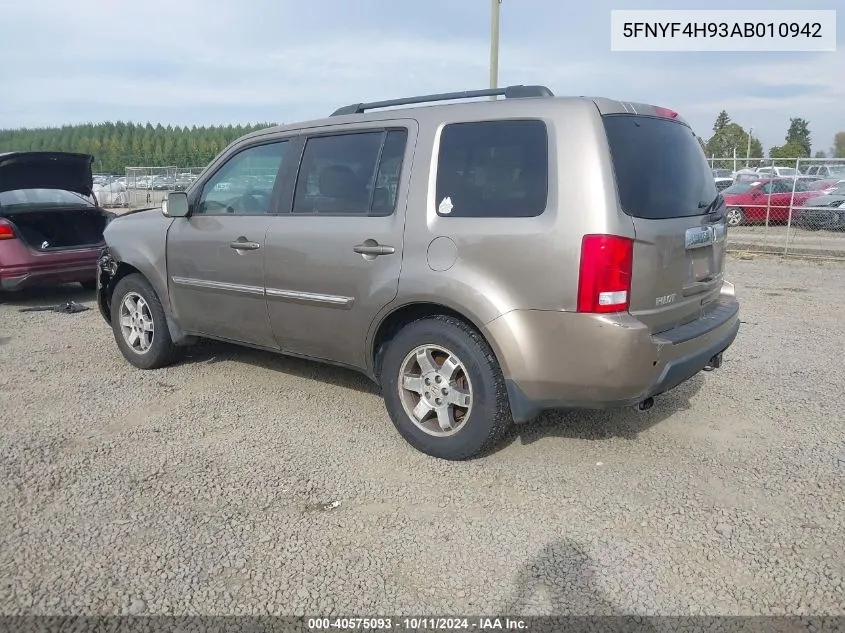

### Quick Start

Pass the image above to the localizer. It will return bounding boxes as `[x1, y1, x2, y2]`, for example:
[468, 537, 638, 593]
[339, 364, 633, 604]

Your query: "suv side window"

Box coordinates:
[196, 141, 290, 215]
[292, 129, 408, 216]
[372, 130, 409, 217]
[436, 119, 548, 218]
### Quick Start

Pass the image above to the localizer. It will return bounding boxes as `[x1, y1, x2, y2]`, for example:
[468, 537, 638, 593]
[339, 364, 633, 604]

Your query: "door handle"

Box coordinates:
[230, 239, 261, 251]
[353, 242, 395, 256]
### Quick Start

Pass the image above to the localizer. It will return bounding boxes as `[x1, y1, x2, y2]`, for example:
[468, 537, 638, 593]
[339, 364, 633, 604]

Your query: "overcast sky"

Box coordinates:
[1, 0, 842, 154]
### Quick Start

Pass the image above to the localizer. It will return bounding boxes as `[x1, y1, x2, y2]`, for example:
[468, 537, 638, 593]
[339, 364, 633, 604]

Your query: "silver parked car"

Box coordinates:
[805, 164, 845, 179]
[797, 183, 845, 230]
[96, 85, 740, 460]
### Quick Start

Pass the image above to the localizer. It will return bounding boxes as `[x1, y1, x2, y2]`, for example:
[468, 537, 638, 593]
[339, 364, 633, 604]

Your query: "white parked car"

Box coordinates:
[93, 182, 128, 207]
[733, 169, 759, 183]
[756, 166, 799, 178]
[714, 177, 734, 191]
[805, 165, 845, 179]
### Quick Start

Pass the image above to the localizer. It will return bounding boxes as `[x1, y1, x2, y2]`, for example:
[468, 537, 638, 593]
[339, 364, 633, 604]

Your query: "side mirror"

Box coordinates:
[162, 191, 189, 218]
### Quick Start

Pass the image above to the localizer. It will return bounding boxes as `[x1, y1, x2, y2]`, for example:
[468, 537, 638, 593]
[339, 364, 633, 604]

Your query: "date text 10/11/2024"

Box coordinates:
[307, 617, 528, 630]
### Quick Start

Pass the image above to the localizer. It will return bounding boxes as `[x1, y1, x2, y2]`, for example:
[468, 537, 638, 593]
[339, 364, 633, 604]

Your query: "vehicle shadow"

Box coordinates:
[498, 374, 704, 450]
[179, 339, 704, 448]
[502, 537, 656, 629]
[181, 339, 381, 395]
[0, 283, 95, 307]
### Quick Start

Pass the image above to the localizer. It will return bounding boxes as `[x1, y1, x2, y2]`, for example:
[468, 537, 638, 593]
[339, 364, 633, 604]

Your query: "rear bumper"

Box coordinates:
[0, 262, 97, 290]
[0, 238, 100, 291]
[484, 285, 740, 422]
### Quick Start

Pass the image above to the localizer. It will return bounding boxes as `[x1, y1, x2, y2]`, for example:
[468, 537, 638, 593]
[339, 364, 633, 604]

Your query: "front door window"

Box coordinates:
[197, 141, 290, 215]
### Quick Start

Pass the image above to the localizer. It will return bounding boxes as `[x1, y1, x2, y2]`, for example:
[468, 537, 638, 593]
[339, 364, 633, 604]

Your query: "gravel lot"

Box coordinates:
[1, 255, 843, 617]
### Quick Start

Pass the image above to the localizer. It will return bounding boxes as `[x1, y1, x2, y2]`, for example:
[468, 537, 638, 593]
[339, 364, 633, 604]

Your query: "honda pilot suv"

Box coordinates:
[97, 85, 739, 460]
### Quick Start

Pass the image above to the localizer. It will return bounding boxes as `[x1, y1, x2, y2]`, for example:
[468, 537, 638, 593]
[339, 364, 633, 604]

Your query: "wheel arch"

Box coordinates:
[368, 301, 505, 385]
[102, 262, 194, 346]
[98, 260, 143, 324]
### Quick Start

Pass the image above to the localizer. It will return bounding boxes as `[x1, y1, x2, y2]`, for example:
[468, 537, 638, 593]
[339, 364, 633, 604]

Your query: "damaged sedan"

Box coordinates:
[0, 152, 115, 291]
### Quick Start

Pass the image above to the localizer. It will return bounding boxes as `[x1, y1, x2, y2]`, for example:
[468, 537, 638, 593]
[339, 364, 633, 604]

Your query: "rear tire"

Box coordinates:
[110, 273, 182, 369]
[379, 315, 512, 460]
[726, 207, 745, 226]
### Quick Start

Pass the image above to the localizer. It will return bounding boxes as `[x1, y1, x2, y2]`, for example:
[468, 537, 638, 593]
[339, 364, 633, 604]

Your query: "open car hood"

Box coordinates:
[0, 152, 94, 197]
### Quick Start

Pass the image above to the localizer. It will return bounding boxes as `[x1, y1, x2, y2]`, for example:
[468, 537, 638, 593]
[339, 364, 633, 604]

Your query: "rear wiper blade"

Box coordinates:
[698, 193, 723, 216]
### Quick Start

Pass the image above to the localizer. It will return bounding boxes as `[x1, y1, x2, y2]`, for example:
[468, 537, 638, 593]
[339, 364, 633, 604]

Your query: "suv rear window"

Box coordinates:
[435, 119, 548, 218]
[603, 115, 716, 220]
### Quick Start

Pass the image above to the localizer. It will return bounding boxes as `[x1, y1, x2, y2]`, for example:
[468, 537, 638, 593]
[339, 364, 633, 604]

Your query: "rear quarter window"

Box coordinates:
[435, 119, 548, 218]
[603, 115, 716, 220]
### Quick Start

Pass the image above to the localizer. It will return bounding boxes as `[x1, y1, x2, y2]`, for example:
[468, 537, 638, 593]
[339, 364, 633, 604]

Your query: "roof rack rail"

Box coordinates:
[330, 84, 554, 117]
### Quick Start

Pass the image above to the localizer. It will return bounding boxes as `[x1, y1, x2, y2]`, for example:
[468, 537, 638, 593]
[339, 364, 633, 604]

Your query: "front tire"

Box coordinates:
[110, 273, 182, 369]
[379, 316, 512, 460]
[726, 207, 745, 227]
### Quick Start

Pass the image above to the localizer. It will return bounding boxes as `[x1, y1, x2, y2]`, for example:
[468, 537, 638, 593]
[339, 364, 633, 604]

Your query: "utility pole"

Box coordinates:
[746, 127, 753, 167]
[489, 0, 501, 98]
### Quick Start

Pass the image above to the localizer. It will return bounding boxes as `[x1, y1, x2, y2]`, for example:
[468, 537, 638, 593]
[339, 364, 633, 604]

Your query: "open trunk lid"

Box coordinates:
[0, 152, 94, 197]
[602, 112, 727, 334]
[2, 207, 111, 251]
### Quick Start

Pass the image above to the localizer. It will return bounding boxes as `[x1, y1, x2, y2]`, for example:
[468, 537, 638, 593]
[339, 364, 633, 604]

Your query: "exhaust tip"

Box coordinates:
[637, 397, 655, 412]
[703, 352, 724, 372]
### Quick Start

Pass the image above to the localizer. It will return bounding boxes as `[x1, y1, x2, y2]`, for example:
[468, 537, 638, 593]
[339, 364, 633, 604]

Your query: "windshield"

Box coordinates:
[722, 182, 755, 195]
[603, 115, 716, 219]
[0, 188, 93, 209]
[777, 168, 798, 176]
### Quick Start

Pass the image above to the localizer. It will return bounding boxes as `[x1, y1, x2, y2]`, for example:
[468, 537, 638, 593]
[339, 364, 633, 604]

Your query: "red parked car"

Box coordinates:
[721, 177, 816, 226]
[0, 152, 114, 292]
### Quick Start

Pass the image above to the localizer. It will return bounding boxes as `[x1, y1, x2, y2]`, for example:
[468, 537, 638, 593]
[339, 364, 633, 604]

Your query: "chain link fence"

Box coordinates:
[707, 157, 845, 259]
[122, 166, 206, 209]
[118, 157, 845, 259]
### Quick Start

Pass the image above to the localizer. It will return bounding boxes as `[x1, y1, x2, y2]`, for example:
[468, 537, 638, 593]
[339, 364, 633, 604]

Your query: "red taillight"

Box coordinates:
[0, 222, 15, 240]
[577, 234, 634, 313]
[654, 106, 679, 119]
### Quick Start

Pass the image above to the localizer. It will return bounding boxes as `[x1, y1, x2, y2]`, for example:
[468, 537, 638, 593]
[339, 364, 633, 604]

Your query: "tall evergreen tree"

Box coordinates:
[0, 121, 277, 172]
[785, 117, 811, 157]
[713, 110, 731, 132]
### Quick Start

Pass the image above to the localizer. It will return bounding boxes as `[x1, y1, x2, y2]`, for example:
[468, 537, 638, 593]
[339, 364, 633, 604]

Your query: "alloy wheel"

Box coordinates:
[118, 292, 154, 354]
[398, 344, 473, 437]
